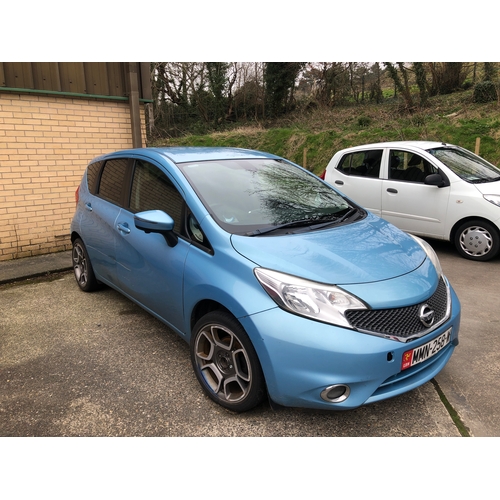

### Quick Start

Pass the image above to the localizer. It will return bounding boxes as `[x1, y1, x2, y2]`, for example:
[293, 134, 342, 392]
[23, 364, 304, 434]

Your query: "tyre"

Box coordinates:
[454, 220, 500, 261]
[190, 311, 266, 412]
[72, 238, 100, 292]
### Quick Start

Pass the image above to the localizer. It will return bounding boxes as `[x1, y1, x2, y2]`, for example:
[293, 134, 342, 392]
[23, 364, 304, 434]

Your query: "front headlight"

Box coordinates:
[484, 194, 500, 208]
[409, 234, 442, 278]
[254, 268, 367, 328]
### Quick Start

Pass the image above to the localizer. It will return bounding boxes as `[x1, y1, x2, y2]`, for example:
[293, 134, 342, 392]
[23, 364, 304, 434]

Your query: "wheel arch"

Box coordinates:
[70, 231, 81, 243]
[450, 216, 500, 242]
[190, 299, 234, 333]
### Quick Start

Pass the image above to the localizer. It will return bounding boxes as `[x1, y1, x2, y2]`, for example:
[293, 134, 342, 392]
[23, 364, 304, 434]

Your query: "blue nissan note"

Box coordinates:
[70, 147, 461, 412]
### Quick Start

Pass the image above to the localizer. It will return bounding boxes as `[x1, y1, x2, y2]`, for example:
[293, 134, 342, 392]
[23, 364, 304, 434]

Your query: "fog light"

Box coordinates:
[320, 384, 350, 403]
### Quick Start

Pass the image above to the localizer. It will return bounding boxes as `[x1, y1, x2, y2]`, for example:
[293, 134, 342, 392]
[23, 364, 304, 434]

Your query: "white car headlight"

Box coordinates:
[409, 234, 442, 278]
[484, 194, 500, 208]
[254, 268, 367, 328]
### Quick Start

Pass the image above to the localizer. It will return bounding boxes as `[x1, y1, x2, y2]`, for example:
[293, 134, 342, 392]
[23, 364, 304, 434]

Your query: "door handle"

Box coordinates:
[85, 203, 93, 212]
[335, 180, 344, 185]
[387, 188, 398, 194]
[117, 223, 131, 234]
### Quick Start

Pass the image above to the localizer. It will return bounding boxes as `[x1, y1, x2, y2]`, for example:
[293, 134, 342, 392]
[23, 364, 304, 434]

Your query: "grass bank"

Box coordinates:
[150, 90, 500, 175]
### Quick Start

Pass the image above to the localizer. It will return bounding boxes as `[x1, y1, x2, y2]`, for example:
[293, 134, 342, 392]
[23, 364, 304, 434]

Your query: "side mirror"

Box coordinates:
[424, 173, 446, 187]
[134, 210, 178, 247]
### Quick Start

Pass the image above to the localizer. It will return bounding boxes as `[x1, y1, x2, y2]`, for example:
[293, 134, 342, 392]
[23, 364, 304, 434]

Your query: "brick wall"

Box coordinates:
[0, 92, 146, 261]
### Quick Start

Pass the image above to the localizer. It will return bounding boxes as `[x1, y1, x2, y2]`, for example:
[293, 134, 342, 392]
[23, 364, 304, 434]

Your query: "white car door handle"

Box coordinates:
[387, 188, 398, 194]
[335, 180, 344, 185]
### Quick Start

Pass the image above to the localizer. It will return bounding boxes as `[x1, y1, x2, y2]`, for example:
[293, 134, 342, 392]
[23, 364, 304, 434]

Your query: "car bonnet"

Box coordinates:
[471, 179, 500, 196]
[230, 215, 426, 286]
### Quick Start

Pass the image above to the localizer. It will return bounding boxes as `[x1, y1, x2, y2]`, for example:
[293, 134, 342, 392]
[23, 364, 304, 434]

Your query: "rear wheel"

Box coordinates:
[72, 238, 100, 292]
[190, 311, 265, 412]
[454, 220, 500, 261]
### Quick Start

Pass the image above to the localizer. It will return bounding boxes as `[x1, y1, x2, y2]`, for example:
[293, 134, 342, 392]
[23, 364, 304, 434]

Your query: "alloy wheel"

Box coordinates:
[73, 242, 88, 288]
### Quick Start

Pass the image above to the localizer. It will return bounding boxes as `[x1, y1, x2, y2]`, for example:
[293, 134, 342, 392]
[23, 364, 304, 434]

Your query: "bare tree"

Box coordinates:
[233, 62, 265, 120]
[305, 63, 349, 107]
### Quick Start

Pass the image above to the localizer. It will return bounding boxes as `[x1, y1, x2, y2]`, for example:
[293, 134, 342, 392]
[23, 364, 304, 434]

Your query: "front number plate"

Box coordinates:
[401, 328, 452, 370]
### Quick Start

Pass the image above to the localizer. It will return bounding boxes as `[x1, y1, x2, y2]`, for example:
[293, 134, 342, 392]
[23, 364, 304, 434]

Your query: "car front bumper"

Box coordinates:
[240, 285, 461, 410]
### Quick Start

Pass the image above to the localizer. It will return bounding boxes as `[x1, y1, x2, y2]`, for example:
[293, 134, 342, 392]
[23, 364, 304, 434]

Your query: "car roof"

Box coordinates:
[95, 147, 280, 164]
[340, 141, 451, 152]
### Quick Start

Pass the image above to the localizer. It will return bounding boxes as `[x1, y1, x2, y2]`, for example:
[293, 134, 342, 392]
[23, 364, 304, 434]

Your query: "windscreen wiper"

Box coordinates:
[245, 208, 359, 236]
[245, 218, 323, 236]
[469, 177, 500, 184]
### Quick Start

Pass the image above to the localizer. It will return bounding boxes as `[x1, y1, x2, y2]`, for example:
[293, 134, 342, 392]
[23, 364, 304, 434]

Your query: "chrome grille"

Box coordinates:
[345, 277, 449, 341]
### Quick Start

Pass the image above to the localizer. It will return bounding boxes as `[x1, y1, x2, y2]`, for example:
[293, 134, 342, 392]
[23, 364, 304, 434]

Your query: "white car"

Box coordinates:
[324, 141, 500, 261]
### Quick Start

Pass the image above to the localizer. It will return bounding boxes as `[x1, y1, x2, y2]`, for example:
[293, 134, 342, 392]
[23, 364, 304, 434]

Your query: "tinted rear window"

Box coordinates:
[86, 161, 103, 194]
[98, 159, 129, 205]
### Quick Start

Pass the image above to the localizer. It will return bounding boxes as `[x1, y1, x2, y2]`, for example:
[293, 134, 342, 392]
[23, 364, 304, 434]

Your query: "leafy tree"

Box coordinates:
[368, 63, 383, 104]
[385, 62, 415, 111]
[264, 63, 304, 117]
[414, 62, 429, 106]
[204, 62, 237, 127]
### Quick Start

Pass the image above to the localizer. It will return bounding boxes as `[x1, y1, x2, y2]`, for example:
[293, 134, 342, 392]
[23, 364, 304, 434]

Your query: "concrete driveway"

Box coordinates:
[0, 241, 498, 437]
[432, 240, 500, 437]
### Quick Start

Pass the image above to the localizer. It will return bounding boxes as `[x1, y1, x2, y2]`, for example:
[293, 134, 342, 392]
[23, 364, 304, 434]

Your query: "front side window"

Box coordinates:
[338, 150, 382, 178]
[179, 158, 361, 235]
[389, 150, 437, 183]
[130, 160, 184, 233]
[98, 159, 129, 205]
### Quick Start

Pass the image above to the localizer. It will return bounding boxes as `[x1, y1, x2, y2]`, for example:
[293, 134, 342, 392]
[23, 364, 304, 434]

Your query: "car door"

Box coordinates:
[381, 148, 450, 238]
[80, 158, 130, 284]
[113, 158, 191, 334]
[327, 149, 384, 216]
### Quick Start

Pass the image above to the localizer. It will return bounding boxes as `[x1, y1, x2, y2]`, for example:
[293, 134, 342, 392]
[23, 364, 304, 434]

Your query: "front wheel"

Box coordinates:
[190, 311, 265, 412]
[454, 220, 500, 261]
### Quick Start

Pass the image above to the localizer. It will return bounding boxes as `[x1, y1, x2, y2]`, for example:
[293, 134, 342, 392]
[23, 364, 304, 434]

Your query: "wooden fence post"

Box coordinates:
[475, 137, 481, 155]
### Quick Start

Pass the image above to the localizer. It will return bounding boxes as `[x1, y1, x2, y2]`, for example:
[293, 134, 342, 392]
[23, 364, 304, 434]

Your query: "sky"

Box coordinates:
[3, 2, 498, 62]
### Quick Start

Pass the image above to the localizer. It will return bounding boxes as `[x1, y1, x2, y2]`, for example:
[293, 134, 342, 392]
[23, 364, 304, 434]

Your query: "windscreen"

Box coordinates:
[179, 158, 352, 234]
[428, 147, 500, 183]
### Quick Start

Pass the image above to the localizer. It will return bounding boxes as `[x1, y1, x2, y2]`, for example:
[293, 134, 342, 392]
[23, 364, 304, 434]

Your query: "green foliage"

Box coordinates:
[357, 116, 371, 127]
[461, 80, 474, 90]
[264, 63, 305, 117]
[151, 62, 500, 139]
[473, 81, 498, 103]
[414, 62, 428, 106]
[205, 62, 231, 126]
[384, 62, 415, 110]
[151, 90, 500, 173]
